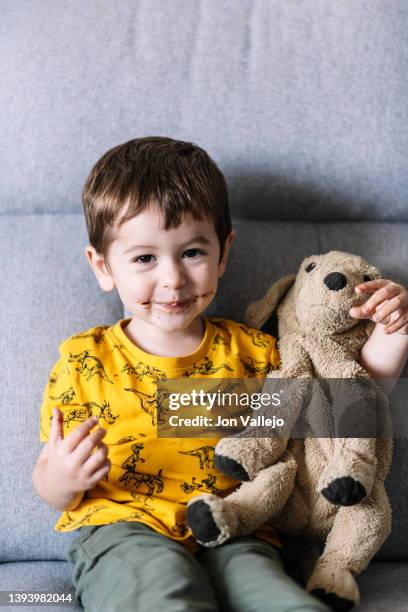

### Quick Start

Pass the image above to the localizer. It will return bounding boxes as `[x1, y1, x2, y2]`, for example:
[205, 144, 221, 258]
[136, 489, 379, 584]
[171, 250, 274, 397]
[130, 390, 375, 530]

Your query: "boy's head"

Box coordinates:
[83, 136, 233, 266]
[83, 137, 235, 332]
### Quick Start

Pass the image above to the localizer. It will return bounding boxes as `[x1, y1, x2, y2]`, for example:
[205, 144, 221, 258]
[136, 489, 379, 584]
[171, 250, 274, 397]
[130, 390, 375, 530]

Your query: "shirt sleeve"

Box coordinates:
[38, 354, 78, 442]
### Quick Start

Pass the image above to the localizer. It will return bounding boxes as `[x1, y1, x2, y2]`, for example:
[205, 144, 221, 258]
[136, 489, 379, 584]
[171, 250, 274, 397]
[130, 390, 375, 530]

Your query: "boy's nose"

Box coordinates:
[161, 263, 187, 289]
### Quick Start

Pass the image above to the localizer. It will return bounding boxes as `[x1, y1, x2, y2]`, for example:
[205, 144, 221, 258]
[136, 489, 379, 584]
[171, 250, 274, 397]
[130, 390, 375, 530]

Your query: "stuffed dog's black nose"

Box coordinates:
[324, 272, 347, 291]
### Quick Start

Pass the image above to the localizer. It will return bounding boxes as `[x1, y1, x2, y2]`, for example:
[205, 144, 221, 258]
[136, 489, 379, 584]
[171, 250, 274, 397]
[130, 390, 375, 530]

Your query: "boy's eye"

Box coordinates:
[183, 248, 204, 258]
[131, 249, 204, 264]
[132, 255, 154, 264]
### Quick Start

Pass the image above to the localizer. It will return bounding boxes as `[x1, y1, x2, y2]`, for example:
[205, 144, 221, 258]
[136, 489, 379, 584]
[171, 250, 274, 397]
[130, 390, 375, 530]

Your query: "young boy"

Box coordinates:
[32, 137, 408, 612]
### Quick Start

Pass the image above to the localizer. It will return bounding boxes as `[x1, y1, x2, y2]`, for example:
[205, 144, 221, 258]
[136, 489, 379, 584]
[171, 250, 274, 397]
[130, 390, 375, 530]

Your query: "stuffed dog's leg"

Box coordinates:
[319, 437, 377, 506]
[214, 436, 289, 481]
[186, 452, 297, 547]
[214, 376, 311, 481]
[307, 481, 392, 611]
[318, 379, 378, 505]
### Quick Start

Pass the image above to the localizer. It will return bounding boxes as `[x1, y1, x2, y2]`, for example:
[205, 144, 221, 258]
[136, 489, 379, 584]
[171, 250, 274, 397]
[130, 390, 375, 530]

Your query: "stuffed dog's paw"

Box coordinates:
[321, 476, 366, 506]
[214, 453, 250, 481]
[186, 494, 238, 547]
[307, 563, 359, 610]
[310, 588, 354, 612]
[187, 499, 222, 545]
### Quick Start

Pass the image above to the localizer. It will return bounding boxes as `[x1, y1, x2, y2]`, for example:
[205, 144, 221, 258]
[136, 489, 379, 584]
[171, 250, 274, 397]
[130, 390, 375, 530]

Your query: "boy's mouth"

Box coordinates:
[139, 291, 215, 307]
[156, 300, 194, 311]
[158, 299, 194, 306]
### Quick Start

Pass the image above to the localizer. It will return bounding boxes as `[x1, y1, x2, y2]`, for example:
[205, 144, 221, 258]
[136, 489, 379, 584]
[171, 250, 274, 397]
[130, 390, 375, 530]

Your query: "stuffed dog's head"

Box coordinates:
[292, 251, 381, 334]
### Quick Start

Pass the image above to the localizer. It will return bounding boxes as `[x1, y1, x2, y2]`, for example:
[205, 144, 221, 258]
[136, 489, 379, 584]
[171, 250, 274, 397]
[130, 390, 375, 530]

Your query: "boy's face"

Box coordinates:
[85, 206, 235, 333]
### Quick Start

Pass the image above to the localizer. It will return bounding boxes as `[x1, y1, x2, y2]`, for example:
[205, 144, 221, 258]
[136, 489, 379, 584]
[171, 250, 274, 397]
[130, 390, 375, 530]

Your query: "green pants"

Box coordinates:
[66, 522, 330, 612]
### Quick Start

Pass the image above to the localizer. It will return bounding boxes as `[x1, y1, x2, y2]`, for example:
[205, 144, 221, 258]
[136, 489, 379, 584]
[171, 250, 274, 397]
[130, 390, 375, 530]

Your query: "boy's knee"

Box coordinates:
[72, 544, 216, 612]
[200, 537, 283, 571]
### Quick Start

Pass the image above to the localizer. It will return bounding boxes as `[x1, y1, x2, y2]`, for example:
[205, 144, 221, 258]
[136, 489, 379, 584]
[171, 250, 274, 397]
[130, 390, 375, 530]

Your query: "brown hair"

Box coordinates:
[82, 136, 232, 264]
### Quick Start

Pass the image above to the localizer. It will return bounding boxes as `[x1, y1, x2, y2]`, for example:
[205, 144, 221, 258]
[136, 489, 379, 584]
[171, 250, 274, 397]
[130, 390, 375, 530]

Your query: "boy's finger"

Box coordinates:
[61, 415, 100, 454]
[82, 442, 109, 475]
[358, 285, 400, 315]
[385, 313, 408, 334]
[71, 429, 107, 466]
[349, 305, 370, 319]
[50, 407, 64, 445]
[88, 460, 112, 485]
[354, 279, 389, 294]
[350, 298, 391, 320]
[372, 297, 402, 323]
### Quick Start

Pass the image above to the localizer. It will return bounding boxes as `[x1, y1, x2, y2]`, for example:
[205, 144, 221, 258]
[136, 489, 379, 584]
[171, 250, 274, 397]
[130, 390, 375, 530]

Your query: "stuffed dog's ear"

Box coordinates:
[244, 275, 295, 329]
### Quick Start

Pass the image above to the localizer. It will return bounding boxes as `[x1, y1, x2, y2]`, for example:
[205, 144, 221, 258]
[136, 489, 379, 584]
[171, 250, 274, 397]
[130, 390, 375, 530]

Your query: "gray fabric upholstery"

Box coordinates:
[1, 0, 408, 608]
[0, 214, 122, 564]
[1, 0, 408, 221]
[0, 561, 407, 612]
[0, 562, 77, 612]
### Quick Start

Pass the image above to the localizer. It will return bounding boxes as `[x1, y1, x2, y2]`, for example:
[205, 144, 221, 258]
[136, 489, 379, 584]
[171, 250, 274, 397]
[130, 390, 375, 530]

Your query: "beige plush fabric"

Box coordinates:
[187, 251, 393, 609]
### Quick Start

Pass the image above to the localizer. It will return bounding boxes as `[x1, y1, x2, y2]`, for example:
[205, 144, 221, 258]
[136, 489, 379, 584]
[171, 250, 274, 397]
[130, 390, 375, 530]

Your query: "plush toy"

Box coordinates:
[187, 251, 393, 611]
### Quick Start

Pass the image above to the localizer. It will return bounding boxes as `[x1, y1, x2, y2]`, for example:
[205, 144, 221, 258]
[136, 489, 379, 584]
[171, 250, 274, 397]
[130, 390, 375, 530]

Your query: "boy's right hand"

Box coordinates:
[45, 407, 111, 497]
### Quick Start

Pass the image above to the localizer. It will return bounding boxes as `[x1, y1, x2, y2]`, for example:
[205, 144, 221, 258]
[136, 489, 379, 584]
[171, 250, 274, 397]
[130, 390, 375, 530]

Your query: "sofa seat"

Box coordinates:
[0, 560, 406, 611]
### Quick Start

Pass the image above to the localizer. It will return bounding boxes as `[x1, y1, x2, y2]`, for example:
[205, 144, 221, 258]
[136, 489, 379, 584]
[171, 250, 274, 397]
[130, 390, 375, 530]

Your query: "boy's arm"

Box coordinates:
[359, 323, 408, 393]
[350, 279, 408, 393]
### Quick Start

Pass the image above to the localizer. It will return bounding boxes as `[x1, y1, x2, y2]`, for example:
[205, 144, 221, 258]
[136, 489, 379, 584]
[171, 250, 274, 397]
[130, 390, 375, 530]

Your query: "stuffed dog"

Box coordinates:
[187, 251, 393, 611]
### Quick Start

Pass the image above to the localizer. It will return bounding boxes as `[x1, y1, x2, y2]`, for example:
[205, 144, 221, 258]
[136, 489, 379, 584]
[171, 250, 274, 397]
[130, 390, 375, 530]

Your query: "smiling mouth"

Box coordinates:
[138, 291, 215, 307]
[156, 300, 195, 312]
[159, 300, 193, 306]
[157, 296, 195, 305]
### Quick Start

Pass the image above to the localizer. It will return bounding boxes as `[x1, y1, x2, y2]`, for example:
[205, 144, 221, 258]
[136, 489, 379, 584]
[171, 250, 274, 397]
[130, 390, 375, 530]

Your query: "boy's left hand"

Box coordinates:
[349, 279, 408, 334]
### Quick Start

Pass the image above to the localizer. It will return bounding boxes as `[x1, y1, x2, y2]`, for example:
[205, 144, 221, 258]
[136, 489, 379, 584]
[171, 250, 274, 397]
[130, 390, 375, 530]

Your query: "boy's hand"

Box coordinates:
[45, 408, 111, 497]
[349, 279, 408, 334]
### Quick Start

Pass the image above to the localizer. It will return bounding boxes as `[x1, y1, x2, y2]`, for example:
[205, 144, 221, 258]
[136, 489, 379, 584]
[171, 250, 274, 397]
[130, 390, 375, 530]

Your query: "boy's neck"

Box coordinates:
[123, 315, 205, 358]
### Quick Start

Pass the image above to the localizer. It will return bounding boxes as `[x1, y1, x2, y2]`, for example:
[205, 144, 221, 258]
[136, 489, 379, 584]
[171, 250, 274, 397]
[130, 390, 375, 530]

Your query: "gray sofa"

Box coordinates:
[1, 2, 408, 610]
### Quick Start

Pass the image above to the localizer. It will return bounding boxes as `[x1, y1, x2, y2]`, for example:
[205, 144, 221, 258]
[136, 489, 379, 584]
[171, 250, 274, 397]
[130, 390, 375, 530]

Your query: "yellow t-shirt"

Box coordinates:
[39, 316, 281, 552]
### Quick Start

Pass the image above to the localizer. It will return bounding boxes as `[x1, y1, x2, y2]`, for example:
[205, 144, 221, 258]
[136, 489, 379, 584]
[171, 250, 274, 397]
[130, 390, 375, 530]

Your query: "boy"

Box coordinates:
[32, 137, 408, 612]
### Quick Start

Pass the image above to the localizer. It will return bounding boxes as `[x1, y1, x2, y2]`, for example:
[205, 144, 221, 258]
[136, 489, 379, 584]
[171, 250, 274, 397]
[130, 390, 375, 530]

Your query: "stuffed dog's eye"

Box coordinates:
[305, 263, 316, 273]
[363, 275, 372, 282]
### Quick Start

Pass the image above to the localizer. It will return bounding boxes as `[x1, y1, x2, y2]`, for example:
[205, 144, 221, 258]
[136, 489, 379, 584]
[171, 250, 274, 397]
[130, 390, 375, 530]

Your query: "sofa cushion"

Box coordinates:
[0, 560, 407, 612]
[0, 214, 123, 563]
[1, 214, 407, 562]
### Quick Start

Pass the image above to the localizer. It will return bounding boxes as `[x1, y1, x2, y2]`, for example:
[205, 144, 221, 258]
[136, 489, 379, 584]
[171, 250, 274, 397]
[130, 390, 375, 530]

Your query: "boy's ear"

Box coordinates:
[218, 229, 236, 278]
[84, 245, 115, 292]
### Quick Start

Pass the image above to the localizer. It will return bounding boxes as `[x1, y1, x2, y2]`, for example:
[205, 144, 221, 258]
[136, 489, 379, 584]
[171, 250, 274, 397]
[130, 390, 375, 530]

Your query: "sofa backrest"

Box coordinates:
[1, 0, 407, 221]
